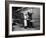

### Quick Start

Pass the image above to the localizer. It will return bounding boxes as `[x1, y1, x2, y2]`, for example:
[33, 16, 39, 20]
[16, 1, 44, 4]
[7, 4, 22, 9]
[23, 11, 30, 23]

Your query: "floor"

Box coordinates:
[12, 24, 40, 31]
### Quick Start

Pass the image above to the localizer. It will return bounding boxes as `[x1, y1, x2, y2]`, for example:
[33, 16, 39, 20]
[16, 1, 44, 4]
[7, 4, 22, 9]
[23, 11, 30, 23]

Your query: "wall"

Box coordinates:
[32, 8, 40, 28]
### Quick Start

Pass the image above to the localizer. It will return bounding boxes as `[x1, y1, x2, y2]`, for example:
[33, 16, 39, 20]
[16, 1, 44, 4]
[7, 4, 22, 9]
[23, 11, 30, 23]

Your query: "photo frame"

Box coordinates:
[5, 1, 45, 37]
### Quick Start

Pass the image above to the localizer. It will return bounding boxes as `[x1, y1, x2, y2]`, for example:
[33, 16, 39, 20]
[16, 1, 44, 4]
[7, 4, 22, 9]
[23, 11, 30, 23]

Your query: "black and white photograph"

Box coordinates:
[5, 1, 45, 37]
[12, 7, 40, 31]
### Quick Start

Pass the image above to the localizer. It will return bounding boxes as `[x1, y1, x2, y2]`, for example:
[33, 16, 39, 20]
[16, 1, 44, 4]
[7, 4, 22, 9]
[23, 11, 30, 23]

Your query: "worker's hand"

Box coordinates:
[30, 20, 35, 22]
